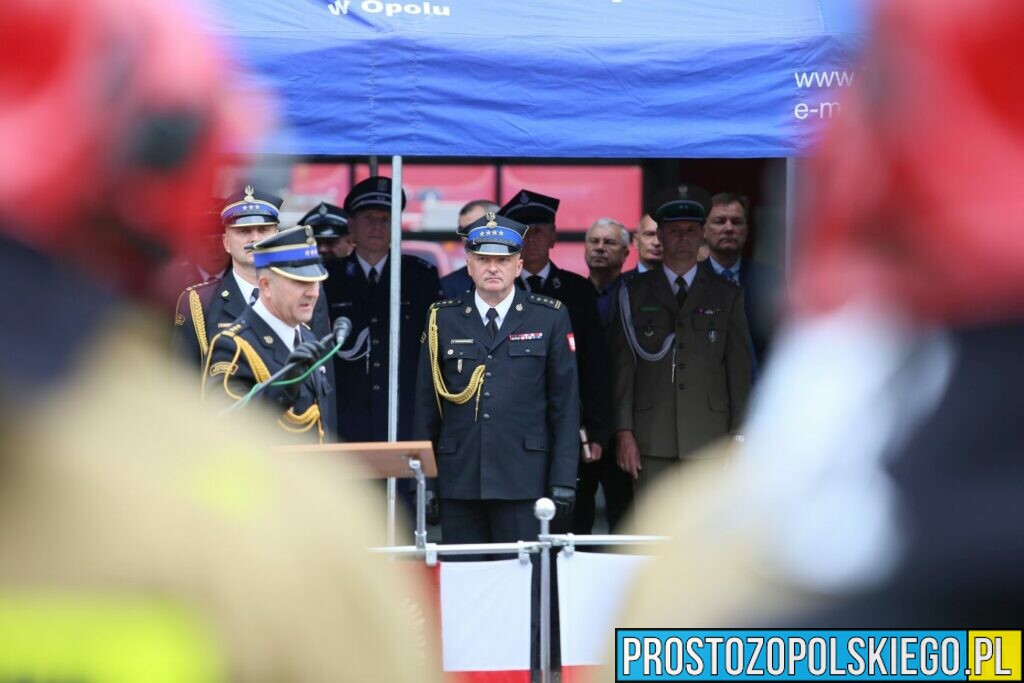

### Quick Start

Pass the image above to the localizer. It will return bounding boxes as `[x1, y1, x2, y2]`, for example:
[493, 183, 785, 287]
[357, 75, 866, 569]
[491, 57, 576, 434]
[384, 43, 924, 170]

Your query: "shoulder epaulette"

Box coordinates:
[431, 298, 463, 309]
[222, 322, 244, 338]
[529, 294, 562, 310]
[185, 279, 220, 292]
[405, 254, 437, 271]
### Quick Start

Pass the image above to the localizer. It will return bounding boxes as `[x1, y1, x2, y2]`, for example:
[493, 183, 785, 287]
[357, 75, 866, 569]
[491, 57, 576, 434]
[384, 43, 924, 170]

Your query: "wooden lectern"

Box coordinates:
[276, 440, 436, 548]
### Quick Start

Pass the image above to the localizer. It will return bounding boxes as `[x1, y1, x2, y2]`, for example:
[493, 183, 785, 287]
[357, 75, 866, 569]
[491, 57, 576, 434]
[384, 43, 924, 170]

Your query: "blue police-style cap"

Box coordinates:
[464, 212, 529, 255]
[299, 201, 349, 239]
[652, 184, 712, 224]
[343, 176, 408, 215]
[220, 185, 283, 229]
[498, 189, 560, 227]
[247, 225, 328, 282]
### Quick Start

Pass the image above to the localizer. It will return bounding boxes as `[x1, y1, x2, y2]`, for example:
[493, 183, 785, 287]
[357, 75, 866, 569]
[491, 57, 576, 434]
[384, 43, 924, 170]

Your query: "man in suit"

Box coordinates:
[323, 176, 442, 442]
[579, 217, 635, 533]
[439, 199, 499, 299]
[703, 193, 782, 368]
[499, 189, 608, 501]
[204, 226, 333, 443]
[631, 213, 663, 275]
[172, 186, 281, 369]
[610, 185, 752, 494]
[413, 211, 579, 543]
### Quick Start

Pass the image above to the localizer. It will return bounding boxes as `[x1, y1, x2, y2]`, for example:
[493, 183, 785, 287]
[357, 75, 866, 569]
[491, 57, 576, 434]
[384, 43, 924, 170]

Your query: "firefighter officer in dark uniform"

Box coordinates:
[203, 225, 333, 443]
[323, 176, 442, 442]
[498, 189, 608, 527]
[413, 211, 580, 544]
[172, 186, 281, 369]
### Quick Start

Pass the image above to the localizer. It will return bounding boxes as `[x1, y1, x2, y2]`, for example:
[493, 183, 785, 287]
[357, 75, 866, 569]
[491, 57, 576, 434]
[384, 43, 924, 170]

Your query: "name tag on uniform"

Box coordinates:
[509, 332, 543, 341]
[450, 338, 475, 344]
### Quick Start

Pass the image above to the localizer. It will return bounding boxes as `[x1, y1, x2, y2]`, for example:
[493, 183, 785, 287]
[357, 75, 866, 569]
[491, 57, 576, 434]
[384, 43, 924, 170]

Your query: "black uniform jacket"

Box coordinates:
[323, 252, 441, 442]
[524, 262, 610, 447]
[203, 308, 331, 442]
[173, 267, 337, 434]
[413, 288, 581, 501]
[440, 265, 473, 299]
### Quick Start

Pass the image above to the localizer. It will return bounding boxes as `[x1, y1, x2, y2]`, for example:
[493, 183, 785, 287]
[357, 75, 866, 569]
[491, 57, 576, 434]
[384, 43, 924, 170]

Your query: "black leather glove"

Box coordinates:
[549, 486, 575, 521]
[281, 339, 327, 403]
[424, 489, 441, 526]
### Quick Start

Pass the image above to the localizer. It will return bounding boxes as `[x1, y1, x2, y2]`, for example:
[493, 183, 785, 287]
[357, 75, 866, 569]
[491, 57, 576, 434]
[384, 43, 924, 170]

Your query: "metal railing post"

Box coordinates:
[534, 497, 556, 683]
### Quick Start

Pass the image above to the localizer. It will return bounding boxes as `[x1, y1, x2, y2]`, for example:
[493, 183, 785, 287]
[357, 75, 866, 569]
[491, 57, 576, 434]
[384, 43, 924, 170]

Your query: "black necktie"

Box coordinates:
[675, 275, 688, 307]
[486, 308, 499, 339]
[249, 289, 258, 305]
[293, 328, 302, 348]
[527, 274, 543, 293]
[368, 268, 379, 287]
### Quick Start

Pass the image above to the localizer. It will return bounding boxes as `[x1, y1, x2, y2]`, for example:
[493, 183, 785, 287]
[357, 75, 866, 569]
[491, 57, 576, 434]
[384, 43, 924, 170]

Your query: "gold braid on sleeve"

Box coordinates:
[428, 306, 486, 420]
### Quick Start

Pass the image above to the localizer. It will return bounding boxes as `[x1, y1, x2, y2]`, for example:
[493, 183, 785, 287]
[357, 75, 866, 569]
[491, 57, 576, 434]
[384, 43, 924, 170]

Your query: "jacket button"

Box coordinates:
[372, 384, 381, 391]
[482, 413, 491, 420]
[485, 372, 492, 378]
[525, 348, 531, 353]
[677, 362, 685, 369]
[371, 317, 378, 323]
[483, 392, 491, 398]
[678, 383, 685, 390]
[372, 361, 381, 368]
[372, 339, 380, 345]
[487, 354, 493, 360]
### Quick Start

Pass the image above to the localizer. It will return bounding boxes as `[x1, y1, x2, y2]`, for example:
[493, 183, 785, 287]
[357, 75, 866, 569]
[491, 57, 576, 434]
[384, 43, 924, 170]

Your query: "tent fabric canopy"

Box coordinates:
[203, 0, 863, 158]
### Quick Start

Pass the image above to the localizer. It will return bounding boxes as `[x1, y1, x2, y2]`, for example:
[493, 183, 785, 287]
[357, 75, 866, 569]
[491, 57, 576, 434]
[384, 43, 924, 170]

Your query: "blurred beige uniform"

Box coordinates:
[0, 313, 439, 683]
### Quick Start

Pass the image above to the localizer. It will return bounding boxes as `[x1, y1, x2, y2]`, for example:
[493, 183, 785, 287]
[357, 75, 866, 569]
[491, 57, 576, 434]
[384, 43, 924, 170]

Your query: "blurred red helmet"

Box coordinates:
[0, 0, 252, 298]
[791, 0, 1024, 326]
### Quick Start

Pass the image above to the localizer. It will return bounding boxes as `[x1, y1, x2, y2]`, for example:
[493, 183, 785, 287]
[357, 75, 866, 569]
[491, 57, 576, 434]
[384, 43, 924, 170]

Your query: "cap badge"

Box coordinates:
[318, 204, 328, 215]
[244, 185, 256, 202]
[518, 190, 529, 204]
[485, 211, 498, 227]
[678, 184, 688, 195]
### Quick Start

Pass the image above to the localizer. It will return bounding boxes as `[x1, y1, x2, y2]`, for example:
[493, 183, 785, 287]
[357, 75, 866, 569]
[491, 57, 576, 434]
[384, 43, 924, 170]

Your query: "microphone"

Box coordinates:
[331, 316, 352, 348]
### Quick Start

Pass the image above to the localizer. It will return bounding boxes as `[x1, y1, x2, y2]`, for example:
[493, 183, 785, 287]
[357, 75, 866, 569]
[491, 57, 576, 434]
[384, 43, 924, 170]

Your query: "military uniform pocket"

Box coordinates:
[508, 339, 547, 379]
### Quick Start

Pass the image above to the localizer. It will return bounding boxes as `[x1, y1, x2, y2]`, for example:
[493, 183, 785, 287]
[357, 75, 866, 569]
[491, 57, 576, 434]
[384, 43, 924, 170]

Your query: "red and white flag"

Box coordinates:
[427, 559, 533, 682]
[557, 551, 652, 682]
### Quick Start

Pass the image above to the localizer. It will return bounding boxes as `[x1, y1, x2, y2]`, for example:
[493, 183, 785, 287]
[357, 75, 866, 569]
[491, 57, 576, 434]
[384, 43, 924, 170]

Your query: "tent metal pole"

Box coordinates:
[369, 155, 379, 177]
[784, 156, 797, 277]
[386, 155, 403, 546]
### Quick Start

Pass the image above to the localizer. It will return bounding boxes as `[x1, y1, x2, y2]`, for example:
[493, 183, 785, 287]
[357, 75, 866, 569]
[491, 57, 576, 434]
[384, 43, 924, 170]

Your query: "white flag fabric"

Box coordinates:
[558, 551, 652, 669]
[439, 559, 532, 675]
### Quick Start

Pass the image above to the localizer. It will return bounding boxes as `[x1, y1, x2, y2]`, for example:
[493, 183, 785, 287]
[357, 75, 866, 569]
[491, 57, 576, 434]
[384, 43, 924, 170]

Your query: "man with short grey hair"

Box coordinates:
[584, 217, 631, 325]
[581, 216, 635, 532]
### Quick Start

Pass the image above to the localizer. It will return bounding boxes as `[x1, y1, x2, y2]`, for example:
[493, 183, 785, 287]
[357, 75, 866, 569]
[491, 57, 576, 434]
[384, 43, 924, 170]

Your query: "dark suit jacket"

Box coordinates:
[737, 259, 783, 367]
[323, 252, 441, 442]
[413, 288, 580, 500]
[440, 265, 473, 299]
[203, 308, 331, 442]
[523, 262, 611, 448]
[609, 263, 752, 459]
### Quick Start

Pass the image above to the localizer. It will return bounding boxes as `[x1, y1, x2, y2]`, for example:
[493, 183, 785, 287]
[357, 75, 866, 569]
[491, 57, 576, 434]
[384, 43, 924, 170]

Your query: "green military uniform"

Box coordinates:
[609, 261, 752, 485]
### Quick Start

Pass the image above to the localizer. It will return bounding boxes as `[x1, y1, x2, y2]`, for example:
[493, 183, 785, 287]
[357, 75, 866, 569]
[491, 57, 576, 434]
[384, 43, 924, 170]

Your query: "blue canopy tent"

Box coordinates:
[200, 0, 865, 559]
[202, 0, 863, 157]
